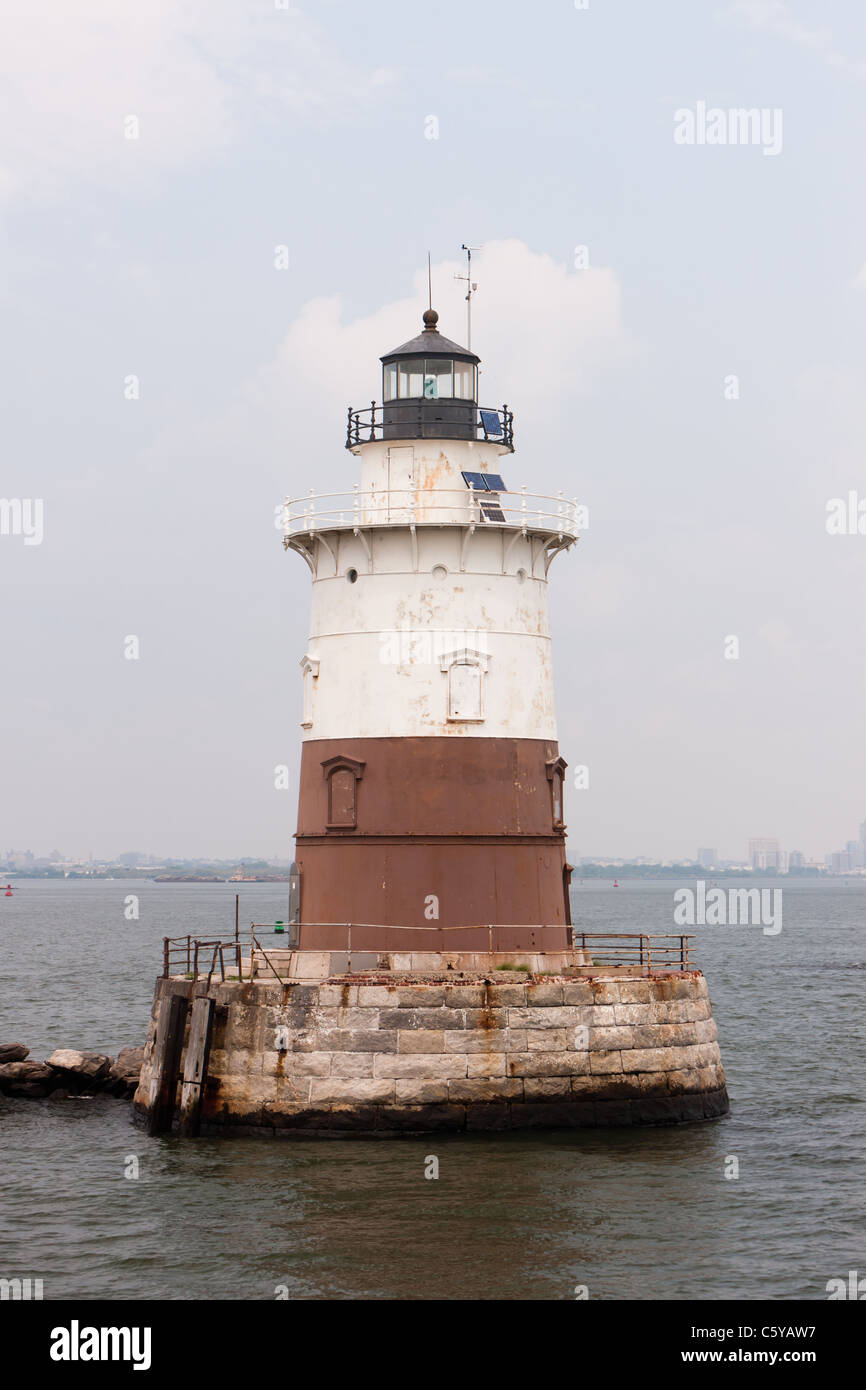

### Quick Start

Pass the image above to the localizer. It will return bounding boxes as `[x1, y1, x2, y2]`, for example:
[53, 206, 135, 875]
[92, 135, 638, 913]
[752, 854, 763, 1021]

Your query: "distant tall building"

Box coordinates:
[697, 847, 717, 868]
[749, 838, 783, 870]
[830, 850, 855, 874]
[788, 850, 805, 869]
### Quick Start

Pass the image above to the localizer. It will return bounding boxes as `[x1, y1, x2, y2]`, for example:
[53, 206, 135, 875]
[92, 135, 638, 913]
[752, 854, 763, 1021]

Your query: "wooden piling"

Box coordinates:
[177, 996, 214, 1138]
[145, 990, 189, 1136]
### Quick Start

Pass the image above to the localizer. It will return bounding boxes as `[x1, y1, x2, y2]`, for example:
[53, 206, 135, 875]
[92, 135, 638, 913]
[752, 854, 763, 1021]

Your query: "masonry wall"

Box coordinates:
[134, 971, 729, 1134]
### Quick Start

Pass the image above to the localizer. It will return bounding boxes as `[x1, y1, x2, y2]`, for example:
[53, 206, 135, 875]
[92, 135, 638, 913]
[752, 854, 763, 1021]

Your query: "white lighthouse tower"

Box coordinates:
[283, 307, 581, 952]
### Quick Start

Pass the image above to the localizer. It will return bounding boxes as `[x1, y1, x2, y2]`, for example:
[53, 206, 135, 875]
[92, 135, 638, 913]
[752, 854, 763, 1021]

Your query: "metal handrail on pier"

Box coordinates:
[161, 928, 696, 981]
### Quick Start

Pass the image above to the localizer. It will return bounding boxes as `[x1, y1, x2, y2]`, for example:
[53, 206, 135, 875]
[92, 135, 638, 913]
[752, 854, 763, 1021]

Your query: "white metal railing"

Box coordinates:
[282, 486, 583, 541]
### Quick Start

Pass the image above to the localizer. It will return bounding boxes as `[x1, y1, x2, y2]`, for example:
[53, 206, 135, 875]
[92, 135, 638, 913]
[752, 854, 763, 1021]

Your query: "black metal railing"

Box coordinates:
[346, 401, 514, 451]
[161, 930, 697, 980]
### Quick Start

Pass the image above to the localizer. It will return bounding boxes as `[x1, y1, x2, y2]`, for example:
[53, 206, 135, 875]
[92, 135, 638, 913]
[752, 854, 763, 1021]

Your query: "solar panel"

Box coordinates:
[479, 498, 506, 522]
[485, 473, 507, 492]
[479, 408, 503, 437]
[461, 470, 487, 491]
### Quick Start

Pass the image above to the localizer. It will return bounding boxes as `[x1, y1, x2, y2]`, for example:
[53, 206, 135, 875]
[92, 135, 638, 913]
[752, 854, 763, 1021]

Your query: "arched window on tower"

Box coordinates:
[300, 655, 320, 729]
[321, 755, 365, 830]
[439, 648, 489, 722]
[546, 756, 568, 831]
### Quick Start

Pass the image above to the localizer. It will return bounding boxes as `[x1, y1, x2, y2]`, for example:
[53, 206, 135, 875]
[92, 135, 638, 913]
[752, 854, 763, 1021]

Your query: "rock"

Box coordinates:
[45, 1049, 113, 1090]
[0, 1043, 29, 1063]
[107, 1046, 145, 1096]
[0, 1061, 55, 1097]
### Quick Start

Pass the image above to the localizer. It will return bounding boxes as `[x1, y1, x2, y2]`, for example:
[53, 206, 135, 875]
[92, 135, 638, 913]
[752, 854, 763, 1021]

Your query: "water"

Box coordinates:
[0, 878, 863, 1300]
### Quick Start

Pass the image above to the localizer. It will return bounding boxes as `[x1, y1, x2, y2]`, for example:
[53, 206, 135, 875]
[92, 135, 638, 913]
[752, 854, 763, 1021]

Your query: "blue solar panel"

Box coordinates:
[479, 498, 506, 522]
[461, 471, 487, 491]
[479, 409, 503, 437]
[485, 473, 507, 492]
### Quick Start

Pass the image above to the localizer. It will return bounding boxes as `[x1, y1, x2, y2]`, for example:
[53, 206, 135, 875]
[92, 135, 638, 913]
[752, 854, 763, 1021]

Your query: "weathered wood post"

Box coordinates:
[145, 989, 189, 1136]
[178, 996, 215, 1138]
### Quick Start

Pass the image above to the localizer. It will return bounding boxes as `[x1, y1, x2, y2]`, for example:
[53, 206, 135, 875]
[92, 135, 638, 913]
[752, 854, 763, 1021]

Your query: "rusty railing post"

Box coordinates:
[162, 938, 169, 978]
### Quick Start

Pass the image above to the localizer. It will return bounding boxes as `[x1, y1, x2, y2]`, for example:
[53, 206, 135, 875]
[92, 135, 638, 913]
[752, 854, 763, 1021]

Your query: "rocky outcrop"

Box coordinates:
[108, 1047, 146, 1097]
[0, 1061, 55, 1097]
[0, 1044, 143, 1100]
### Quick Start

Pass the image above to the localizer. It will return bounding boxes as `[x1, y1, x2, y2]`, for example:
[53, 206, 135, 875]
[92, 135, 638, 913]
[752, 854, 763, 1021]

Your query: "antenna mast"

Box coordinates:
[455, 243, 481, 350]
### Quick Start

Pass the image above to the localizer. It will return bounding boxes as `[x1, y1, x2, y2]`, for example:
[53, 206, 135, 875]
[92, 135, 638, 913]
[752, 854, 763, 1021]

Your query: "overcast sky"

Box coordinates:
[1, 0, 865, 863]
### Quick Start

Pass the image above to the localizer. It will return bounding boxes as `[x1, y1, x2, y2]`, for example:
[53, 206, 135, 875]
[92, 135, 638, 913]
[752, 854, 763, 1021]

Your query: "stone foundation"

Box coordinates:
[133, 961, 729, 1134]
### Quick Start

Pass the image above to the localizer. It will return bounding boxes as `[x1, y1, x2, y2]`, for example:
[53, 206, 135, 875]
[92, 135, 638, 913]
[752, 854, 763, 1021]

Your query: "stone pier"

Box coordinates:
[133, 951, 729, 1134]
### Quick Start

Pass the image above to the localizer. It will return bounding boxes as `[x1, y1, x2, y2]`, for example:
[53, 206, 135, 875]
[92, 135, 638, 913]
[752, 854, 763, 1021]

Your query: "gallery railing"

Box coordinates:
[346, 401, 514, 450]
[282, 486, 582, 542]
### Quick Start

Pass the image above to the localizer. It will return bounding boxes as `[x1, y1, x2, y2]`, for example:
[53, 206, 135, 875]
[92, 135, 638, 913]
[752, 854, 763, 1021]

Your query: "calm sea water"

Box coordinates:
[0, 878, 863, 1300]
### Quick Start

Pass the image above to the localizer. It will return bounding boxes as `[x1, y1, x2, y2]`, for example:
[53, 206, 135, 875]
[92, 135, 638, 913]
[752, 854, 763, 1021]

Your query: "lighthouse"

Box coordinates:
[284, 307, 581, 952]
[137, 295, 730, 1136]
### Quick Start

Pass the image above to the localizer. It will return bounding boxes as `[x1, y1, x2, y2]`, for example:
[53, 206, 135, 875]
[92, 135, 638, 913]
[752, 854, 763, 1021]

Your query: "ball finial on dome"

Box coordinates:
[422, 307, 439, 330]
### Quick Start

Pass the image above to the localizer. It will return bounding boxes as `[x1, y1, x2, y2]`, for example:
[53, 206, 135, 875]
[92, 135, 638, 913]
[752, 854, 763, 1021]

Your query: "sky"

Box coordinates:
[1, 0, 865, 863]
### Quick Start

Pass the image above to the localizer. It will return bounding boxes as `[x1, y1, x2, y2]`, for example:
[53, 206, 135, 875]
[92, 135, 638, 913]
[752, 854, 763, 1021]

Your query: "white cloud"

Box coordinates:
[726, 1, 866, 80]
[0, 1, 396, 201]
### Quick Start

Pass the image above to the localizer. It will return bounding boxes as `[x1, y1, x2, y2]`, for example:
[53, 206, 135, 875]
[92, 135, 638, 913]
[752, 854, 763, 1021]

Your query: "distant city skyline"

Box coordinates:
[6, 819, 866, 876]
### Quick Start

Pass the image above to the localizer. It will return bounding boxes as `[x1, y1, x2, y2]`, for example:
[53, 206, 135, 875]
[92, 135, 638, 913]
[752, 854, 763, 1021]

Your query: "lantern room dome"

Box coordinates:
[381, 308, 480, 365]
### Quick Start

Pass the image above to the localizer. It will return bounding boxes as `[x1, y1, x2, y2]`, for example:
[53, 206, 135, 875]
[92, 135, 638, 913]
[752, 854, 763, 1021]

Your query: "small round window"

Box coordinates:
[516, 568, 527, 584]
[346, 568, 358, 584]
[432, 564, 448, 581]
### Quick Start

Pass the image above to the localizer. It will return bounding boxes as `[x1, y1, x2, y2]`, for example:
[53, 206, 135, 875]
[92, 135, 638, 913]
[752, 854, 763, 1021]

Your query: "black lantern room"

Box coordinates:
[345, 308, 513, 451]
[380, 308, 480, 441]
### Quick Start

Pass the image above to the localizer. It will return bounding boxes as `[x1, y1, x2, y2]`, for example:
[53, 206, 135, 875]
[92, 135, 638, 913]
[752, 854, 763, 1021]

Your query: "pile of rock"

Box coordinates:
[0, 1043, 144, 1100]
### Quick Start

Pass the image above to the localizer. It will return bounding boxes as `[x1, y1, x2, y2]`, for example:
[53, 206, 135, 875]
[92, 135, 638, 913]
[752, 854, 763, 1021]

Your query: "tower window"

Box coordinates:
[322, 755, 365, 830]
[300, 655, 320, 730]
[546, 756, 568, 830]
[440, 648, 489, 722]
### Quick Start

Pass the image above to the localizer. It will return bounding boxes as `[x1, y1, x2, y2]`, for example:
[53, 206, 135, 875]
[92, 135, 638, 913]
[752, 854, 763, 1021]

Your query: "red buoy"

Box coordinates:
[4, 885, 12, 896]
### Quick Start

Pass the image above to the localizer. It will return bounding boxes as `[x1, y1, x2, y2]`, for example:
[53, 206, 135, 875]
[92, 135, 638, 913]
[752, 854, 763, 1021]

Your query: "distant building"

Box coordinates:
[788, 850, 805, 869]
[697, 847, 717, 868]
[845, 840, 863, 868]
[829, 850, 855, 874]
[749, 838, 783, 871]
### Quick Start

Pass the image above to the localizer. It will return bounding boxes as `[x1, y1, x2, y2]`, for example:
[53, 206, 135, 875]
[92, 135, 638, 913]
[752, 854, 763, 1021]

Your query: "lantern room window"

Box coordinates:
[453, 360, 475, 399]
[384, 358, 476, 402]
